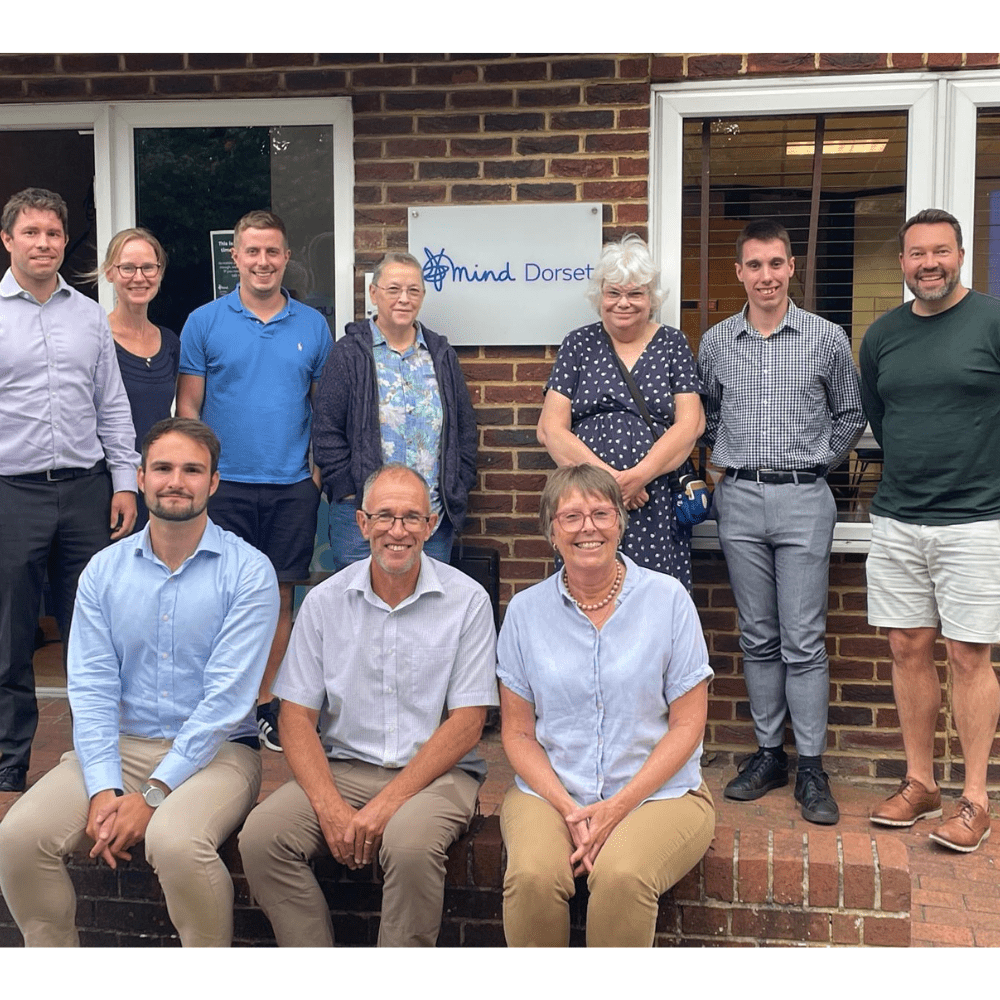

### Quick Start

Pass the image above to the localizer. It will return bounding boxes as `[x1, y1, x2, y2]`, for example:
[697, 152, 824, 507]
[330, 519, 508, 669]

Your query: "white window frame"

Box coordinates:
[1, 98, 355, 324]
[650, 73, 948, 552]
[650, 72, 944, 332]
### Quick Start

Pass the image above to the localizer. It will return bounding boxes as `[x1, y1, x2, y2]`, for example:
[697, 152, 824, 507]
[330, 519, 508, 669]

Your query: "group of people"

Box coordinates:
[0, 180, 996, 951]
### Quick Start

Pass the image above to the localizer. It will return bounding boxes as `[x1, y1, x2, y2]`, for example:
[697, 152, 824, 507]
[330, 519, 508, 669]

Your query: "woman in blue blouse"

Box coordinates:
[497, 464, 715, 947]
[99, 228, 179, 530]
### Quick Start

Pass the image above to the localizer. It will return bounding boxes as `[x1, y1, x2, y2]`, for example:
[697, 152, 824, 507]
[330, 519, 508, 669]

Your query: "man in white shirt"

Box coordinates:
[239, 463, 498, 947]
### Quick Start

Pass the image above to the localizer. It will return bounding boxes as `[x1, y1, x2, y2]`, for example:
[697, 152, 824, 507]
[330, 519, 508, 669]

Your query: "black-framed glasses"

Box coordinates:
[115, 263, 161, 278]
[373, 283, 424, 300]
[363, 510, 432, 530]
[553, 508, 619, 530]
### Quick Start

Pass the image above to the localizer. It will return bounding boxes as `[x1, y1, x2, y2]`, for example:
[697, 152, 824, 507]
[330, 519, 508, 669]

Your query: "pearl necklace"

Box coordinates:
[563, 561, 624, 611]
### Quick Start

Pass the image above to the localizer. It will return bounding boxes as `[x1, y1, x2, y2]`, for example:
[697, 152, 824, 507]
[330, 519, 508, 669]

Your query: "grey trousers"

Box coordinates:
[0, 736, 261, 946]
[238, 760, 480, 947]
[715, 474, 836, 756]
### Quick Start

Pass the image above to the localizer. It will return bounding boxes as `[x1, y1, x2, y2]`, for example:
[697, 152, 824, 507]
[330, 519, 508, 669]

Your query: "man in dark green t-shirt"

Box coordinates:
[860, 208, 1000, 853]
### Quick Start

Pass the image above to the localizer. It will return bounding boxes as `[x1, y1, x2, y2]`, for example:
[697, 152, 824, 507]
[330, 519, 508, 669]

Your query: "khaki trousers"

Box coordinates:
[238, 760, 480, 947]
[0, 736, 261, 947]
[500, 783, 715, 947]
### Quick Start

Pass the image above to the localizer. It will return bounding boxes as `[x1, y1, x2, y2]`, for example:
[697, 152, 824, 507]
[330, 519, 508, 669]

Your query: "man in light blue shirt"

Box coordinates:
[0, 418, 279, 947]
[0, 187, 139, 793]
[239, 463, 498, 947]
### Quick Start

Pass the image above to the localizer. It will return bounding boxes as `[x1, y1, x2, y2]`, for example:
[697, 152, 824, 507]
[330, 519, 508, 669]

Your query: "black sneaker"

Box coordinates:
[257, 700, 282, 752]
[0, 765, 27, 793]
[724, 748, 789, 801]
[795, 766, 840, 825]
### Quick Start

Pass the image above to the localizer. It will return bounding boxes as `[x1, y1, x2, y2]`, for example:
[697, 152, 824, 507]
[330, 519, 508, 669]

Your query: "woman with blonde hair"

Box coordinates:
[98, 227, 178, 528]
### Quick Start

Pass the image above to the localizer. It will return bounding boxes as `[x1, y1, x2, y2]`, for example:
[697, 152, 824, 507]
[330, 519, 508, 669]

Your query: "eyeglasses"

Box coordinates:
[363, 510, 432, 530]
[602, 286, 649, 304]
[374, 284, 425, 300]
[115, 263, 161, 278]
[553, 507, 619, 530]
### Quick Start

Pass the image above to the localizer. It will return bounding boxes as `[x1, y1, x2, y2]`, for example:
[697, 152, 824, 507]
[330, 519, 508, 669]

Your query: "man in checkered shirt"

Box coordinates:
[698, 219, 864, 826]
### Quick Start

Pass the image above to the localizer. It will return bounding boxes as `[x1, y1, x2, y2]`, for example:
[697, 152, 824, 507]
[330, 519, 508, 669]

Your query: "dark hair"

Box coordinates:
[898, 208, 963, 251]
[538, 465, 628, 544]
[361, 463, 431, 510]
[141, 418, 221, 475]
[1, 187, 69, 236]
[735, 219, 793, 263]
[233, 210, 288, 248]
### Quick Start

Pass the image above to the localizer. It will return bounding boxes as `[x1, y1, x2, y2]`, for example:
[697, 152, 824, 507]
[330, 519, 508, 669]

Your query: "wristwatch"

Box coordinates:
[141, 781, 166, 808]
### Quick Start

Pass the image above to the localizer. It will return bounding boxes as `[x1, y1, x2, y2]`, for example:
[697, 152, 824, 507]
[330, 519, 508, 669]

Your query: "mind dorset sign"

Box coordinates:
[407, 203, 603, 346]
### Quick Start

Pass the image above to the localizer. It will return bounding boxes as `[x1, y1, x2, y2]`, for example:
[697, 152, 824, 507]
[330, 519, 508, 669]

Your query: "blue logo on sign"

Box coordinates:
[422, 247, 516, 292]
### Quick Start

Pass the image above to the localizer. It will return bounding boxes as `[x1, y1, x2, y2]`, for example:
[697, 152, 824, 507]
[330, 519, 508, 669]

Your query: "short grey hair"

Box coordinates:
[585, 233, 664, 319]
[372, 251, 425, 290]
[361, 463, 432, 510]
[538, 465, 627, 546]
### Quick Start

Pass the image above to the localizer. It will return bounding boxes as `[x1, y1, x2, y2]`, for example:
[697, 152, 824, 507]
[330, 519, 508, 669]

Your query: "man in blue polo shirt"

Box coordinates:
[177, 211, 331, 752]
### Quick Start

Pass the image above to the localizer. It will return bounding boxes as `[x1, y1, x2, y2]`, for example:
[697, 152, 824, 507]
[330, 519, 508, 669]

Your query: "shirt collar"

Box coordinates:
[369, 317, 426, 351]
[345, 551, 444, 608]
[734, 300, 802, 340]
[227, 285, 292, 321]
[0, 268, 72, 302]
[134, 516, 224, 569]
[556, 551, 639, 606]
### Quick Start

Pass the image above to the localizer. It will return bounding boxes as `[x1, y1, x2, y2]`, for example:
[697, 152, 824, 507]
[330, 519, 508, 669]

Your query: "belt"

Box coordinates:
[6, 459, 108, 483]
[726, 466, 826, 485]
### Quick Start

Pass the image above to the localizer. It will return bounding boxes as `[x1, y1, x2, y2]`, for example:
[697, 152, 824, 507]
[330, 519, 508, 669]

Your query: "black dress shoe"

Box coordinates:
[724, 748, 789, 801]
[0, 766, 27, 793]
[795, 767, 840, 825]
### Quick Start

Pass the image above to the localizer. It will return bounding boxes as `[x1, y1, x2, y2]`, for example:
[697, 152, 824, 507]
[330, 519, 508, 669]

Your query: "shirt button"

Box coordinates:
[162, 614, 169, 621]
[162, 653, 168, 660]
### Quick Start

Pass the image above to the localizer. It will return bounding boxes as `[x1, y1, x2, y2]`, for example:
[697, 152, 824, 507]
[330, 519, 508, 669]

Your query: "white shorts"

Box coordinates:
[866, 514, 1000, 643]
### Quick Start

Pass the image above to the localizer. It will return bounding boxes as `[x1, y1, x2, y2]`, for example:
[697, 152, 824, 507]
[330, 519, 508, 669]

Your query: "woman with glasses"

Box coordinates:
[497, 464, 715, 947]
[537, 234, 705, 591]
[313, 251, 477, 570]
[97, 228, 177, 529]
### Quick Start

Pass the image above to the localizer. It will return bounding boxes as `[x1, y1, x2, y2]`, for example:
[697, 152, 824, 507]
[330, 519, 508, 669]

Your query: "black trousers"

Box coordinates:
[0, 473, 112, 772]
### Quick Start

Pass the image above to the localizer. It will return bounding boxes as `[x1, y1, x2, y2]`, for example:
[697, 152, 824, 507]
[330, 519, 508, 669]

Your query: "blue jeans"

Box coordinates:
[715, 474, 836, 756]
[327, 499, 455, 572]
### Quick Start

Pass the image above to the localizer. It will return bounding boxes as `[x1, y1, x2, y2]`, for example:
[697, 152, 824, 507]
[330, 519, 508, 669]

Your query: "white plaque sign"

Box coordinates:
[407, 203, 603, 346]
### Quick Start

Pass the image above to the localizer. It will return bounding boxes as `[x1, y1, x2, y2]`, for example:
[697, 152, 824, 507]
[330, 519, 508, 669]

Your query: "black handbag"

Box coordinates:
[604, 335, 712, 527]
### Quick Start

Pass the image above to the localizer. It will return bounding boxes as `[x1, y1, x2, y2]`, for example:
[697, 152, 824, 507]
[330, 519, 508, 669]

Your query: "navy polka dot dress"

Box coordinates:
[546, 322, 703, 591]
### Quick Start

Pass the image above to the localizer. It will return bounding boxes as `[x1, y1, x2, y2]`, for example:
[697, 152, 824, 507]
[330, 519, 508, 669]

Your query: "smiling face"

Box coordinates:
[138, 431, 219, 524]
[599, 281, 652, 342]
[550, 488, 622, 579]
[900, 221, 965, 311]
[1, 207, 68, 298]
[107, 237, 162, 310]
[735, 238, 795, 318]
[358, 468, 437, 579]
[232, 226, 290, 300]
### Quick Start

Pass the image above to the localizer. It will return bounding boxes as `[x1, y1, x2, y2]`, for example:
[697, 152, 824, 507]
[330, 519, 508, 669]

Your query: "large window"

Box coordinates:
[652, 72, 1000, 546]
[0, 99, 354, 333]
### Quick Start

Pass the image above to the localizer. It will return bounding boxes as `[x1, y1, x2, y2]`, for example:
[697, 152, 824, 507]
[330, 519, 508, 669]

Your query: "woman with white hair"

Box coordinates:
[537, 234, 705, 590]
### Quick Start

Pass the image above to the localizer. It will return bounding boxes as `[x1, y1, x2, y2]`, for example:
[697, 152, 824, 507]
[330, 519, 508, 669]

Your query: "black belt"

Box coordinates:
[6, 459, 107, 483]
[726, 466, 826, 485]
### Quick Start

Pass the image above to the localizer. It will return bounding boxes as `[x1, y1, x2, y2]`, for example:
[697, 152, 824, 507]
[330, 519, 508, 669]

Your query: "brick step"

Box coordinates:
[0, 815, 911, 947]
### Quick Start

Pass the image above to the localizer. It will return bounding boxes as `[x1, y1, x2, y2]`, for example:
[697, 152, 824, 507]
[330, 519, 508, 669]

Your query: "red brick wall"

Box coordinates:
[3, 53, 999, 782]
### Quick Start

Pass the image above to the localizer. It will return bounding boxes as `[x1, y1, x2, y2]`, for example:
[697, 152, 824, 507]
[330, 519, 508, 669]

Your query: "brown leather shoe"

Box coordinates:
[870, 777, 942, 827]
[929, 798, 992, 853]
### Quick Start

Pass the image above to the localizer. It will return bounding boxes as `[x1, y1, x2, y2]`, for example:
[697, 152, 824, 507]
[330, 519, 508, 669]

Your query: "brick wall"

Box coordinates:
[3, 53, 999, 783]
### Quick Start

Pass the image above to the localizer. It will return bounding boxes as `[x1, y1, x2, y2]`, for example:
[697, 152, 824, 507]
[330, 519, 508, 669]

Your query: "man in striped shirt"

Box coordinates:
[239, 463, 498, 946]
[698, 219, 864, 826]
